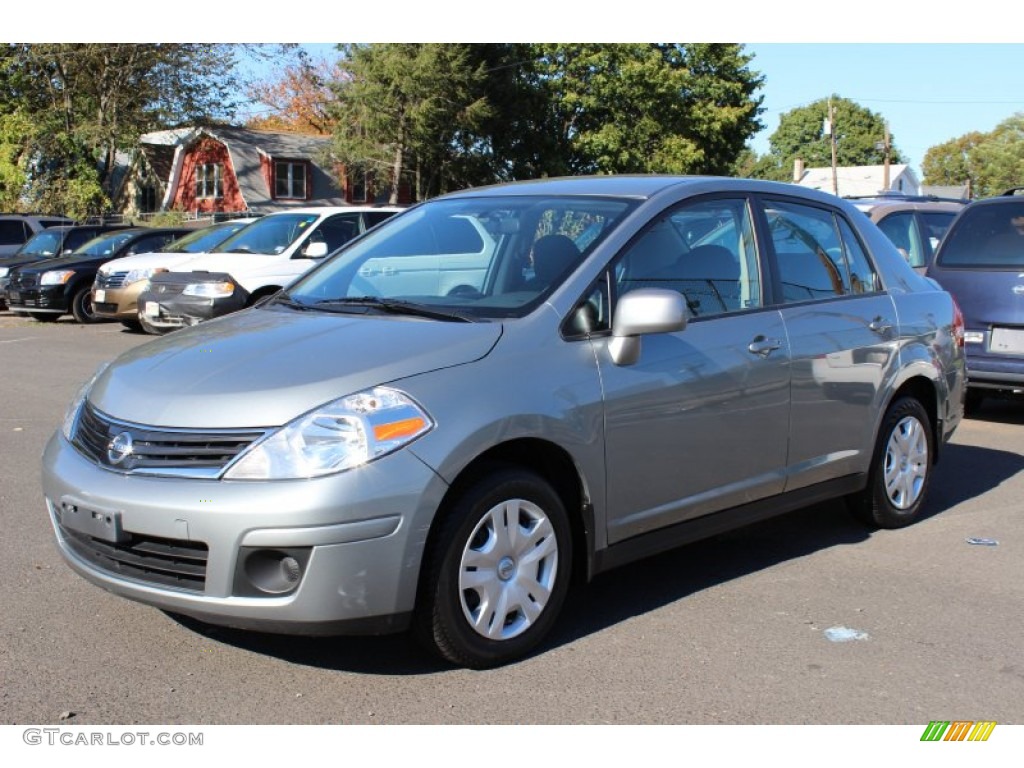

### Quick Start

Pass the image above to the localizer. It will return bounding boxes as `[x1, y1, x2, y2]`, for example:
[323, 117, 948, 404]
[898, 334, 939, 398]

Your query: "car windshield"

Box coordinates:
[282, 195, 635, 320]
[211, 214, 319, 255]
[74, 231, 139, 257]
[16, 229, 65, 257]
[938, 201, 1024, 267]
[164, 222, 252, 254]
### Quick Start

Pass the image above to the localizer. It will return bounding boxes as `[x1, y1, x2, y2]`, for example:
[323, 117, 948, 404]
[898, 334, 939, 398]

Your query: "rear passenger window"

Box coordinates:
[836, 217, 879, 293]
[765, 200, 851, 302]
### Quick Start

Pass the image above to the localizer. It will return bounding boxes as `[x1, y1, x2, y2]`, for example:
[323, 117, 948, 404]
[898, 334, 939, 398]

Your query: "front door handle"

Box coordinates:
[748, 336, 782, 358]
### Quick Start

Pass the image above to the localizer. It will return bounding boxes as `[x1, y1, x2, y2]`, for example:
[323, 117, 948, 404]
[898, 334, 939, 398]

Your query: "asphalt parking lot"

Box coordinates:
[1, 312, 1022, 726]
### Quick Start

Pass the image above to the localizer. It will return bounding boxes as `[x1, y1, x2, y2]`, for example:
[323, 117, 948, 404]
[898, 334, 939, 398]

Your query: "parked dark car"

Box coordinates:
[6, 227, 190, 323]
[0, 223, 128, 310]
[849, 193, 967, 272]
[0, 213, 75, 257]
[926, 189, 1024, 412]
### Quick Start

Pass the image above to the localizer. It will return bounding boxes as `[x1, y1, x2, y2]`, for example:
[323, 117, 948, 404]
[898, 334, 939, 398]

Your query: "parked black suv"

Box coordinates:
[6, 227, 190, 323]
[0, 224, 131, 309]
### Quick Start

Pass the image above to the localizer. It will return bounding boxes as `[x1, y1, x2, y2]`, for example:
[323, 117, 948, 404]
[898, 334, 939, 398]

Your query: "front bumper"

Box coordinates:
[93, 282, 146, 321]
[7, 285, 68, 313]
[137, 282, 248, 330]
[42, 431, 449, 634]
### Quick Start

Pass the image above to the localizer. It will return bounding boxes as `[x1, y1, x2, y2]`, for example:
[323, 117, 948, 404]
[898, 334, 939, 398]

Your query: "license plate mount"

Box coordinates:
[59, 500, 128, 544]
[990, 327, 1024, 356]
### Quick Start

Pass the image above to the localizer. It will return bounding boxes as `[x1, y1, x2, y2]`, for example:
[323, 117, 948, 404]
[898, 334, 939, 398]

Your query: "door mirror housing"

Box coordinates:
[608, 288, 687, 366]
[302, 241, 329, 259]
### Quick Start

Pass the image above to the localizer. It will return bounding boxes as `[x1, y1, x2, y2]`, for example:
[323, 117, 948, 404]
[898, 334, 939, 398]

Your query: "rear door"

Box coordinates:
[758, 196, 899, 491]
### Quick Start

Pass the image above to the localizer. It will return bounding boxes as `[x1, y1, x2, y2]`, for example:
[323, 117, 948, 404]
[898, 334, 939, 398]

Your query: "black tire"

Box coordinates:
[70, 286, 99, 324]
[964, 390, 985, 417]
[849, 396, 934, 529]
[414, 467, 572, 668]
[120, 319, 144, 333]
[29, 312, 59, 322]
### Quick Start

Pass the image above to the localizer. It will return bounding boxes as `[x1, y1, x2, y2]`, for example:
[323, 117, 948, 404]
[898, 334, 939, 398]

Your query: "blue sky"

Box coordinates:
[743, 44, 1024, 176]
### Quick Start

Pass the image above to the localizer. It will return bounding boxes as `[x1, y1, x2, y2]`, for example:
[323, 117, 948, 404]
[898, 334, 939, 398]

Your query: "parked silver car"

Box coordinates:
[43, 176, 965, 668]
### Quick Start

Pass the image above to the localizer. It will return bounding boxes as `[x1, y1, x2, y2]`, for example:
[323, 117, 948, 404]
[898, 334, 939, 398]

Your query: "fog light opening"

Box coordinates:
[242, 549, 306, 595]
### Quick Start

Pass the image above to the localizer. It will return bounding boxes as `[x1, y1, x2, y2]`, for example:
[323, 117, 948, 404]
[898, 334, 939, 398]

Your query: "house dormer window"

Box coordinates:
[196, 163, 223, 199]
[274, 161, 309, 199]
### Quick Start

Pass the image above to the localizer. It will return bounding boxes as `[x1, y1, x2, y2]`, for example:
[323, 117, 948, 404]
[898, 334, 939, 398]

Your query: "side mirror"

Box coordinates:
[608, 288, 687, 366]
[303, 241, 329, 259]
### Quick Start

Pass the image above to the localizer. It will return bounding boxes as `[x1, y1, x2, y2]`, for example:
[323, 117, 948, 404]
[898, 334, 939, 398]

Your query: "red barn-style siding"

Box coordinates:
[172, 137, 246, 213]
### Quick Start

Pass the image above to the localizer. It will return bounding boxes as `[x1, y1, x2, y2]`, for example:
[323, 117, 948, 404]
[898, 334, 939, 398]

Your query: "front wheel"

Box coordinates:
[415, 467, 572, 668]
[71, 286, 100, 324]
[849, 396, 933, 529]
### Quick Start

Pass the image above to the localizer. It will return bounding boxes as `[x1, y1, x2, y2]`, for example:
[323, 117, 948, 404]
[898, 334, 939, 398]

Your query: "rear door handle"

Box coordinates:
[748, 336, 782, 357]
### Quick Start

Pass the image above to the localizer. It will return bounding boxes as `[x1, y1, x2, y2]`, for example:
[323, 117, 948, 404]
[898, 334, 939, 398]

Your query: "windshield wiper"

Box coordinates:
[312, 296, 476, 322]
[271, 292, 314, 311]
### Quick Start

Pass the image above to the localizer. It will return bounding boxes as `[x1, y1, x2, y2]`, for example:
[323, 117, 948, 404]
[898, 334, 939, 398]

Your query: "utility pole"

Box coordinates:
[826, 98, 838, 196]
[881, 121, 891, 190]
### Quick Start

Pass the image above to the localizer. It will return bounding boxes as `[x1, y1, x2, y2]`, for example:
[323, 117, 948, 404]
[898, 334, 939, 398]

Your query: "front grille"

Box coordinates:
[60, 524, 208, 591]
[73, 402, 266, 478]
[96, 271, 128, 289]
[10, 272, 39, 290]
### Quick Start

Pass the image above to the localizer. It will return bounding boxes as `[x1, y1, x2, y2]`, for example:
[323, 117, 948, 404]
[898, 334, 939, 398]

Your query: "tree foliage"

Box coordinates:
[328, 44, 491, 203]
[327, 43, 764, 201]
[0, 43, 247, 215]
[752, 96, 903, 181]
[246, 54, 340, 136]
[922, 114, 1024, 198]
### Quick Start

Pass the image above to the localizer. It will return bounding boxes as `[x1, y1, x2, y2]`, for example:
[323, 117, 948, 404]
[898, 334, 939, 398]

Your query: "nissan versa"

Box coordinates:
[43, 176, 965, 668]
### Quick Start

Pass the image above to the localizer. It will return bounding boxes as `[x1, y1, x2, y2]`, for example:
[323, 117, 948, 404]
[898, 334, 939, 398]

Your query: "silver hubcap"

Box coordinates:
[884, 415, 928, 510]
[458, 498, 559, 641]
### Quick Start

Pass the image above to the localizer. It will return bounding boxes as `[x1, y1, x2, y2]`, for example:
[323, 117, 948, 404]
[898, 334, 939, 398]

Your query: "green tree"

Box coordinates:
[0, 43, 251, 215]
[329, 44, 491, 203]
[923, 115, 1024, 198]
[754, 96, 902, 181]
[481, 44, 763, 179]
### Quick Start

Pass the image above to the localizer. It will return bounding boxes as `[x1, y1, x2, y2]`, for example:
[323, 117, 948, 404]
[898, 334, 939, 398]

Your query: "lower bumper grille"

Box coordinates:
[60, 523, 208, 592]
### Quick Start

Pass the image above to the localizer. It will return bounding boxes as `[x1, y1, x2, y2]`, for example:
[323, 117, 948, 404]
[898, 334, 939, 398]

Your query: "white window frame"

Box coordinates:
[196, 163, 223, 199]
[275, 161, 309, 200]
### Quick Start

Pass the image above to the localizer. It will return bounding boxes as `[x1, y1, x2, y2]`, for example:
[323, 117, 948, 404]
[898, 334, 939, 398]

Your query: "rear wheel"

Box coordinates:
[849, 396, 933, 529]
[415, 467, 572, 668]
[120, 319, 143, 333]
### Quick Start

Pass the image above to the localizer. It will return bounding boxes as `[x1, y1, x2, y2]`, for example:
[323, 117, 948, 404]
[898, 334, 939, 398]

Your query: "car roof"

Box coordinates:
[262, 205, 405, 217]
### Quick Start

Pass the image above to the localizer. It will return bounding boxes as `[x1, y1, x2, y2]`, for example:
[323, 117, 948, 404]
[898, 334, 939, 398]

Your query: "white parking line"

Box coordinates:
[0, 337, 33, 344]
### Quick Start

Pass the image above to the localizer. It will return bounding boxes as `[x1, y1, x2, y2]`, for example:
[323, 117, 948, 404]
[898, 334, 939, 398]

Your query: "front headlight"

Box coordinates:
[0, 267, 8, 278]
[41, 270, 75, 286]
[183, 281, 235, 298]
[224, 387, 433, 480]
[61, 362, 110, 441]
[125, 267, 166, 285]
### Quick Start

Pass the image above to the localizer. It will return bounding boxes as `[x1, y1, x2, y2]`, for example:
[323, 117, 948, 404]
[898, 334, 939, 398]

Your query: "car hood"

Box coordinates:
[173, 252, 286, 275]
[89, 307, 503, 428]
[100, 251, 199, 274]
[13, 253, 109, 274]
